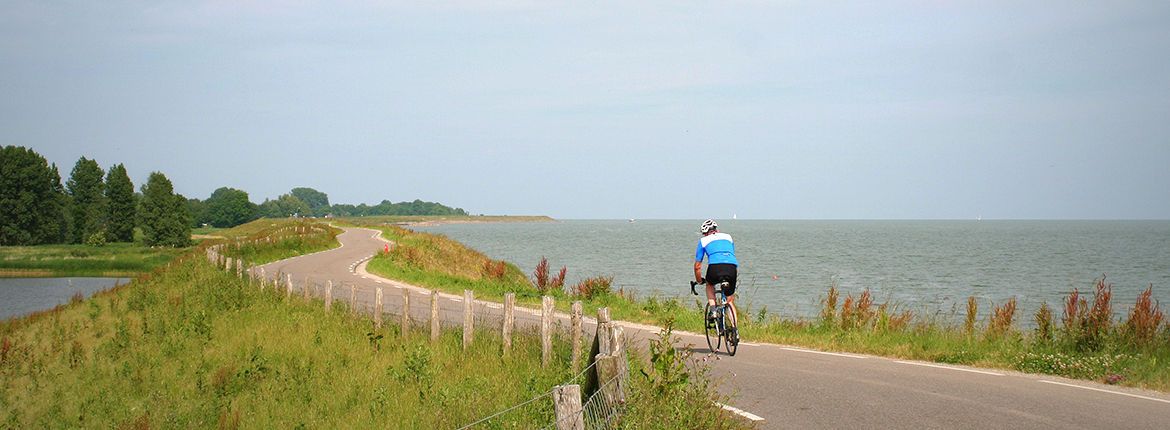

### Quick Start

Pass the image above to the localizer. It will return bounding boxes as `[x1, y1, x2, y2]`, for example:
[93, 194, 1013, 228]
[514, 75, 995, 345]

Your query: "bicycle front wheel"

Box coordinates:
[704, 303, 720, 352]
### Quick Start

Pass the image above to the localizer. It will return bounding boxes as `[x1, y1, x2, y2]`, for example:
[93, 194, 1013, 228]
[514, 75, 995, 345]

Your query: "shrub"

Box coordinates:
[987, 297, 1017, 338]
[1123, 284, 1164, 347]
[1062, 278, 1116, 352]
[85, 230, 108, 247]
[550, 266, 567, 291]
[1034, 302, 1054, 344]
[821, 283, 839, 327]
[1062, 288, 1087, 335]
[481, 260, 506, 280]
[572, 276, 613, 300]
[532, 257, 550, 294]
[965, 296, 978, 335]
[840, 294, 855, 330]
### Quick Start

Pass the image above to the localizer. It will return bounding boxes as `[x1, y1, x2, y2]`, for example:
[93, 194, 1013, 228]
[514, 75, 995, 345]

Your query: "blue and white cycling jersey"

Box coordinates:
[695, 232, 738, 266]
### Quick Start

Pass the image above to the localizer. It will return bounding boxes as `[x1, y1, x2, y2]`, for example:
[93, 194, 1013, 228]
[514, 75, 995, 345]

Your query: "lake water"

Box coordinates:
[417, 220, 1170, 326]
[0, 278, 130, 320]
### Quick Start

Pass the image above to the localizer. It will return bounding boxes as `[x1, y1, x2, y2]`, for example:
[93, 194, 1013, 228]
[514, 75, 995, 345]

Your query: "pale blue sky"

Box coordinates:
[3, 1, 1168, 219]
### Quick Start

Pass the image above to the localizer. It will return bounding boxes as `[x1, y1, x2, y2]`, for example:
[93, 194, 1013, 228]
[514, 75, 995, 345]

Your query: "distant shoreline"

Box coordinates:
[337, 215, 556, 228]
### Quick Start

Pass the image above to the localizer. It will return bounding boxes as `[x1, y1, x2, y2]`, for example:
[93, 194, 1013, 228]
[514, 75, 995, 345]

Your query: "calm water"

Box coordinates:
[0, 278, 129, 320]
[418, 220, 1170, 326]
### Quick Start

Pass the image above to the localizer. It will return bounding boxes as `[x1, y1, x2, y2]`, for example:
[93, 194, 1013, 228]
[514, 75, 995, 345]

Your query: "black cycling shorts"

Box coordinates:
[705, 263, 738, 296]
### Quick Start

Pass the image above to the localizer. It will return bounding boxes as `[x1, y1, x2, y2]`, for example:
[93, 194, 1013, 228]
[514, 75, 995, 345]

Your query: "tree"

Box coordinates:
[290, 187, 329, 216]
[104, 164, 136, 242]
[259, 194, 310, 218]
[205, 187, 257, 227]
[66, 157, 107, 244]
[48, 163, 71, 243]
[139, 172, 191, 247]
[0, 146, 69, 245]
[186, 198, 209, 227]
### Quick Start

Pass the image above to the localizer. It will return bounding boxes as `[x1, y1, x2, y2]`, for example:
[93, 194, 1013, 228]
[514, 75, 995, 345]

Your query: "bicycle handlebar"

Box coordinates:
[691, 280, 733, 296]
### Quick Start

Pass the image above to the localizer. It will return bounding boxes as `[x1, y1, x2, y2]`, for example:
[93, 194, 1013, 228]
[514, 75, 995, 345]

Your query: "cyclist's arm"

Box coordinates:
[694, 242, 705, 284]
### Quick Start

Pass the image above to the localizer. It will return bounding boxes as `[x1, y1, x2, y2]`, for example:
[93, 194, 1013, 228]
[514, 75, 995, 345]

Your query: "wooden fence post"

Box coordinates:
[259, 268, 266, 290]
[324, 280, 333, 311]
[542, 296, 554, 367]
[503, 293, 515, 357]
[463, 290, 474, 351]
[375, 287, 384, 329]
[553, 384, 585, 430]
[285, 274, 292, 301]
[431, 290, 440, 342]
[400, 289, 410, 337]
[583, 307, 611, 397]
[303, 277, 311, 301]
[225, 257, 232, 272]
[350, 284, 357, 314]
[594, 355, 623, 406]
[236, 259, 242, 278]
[571, 301, 583, 374]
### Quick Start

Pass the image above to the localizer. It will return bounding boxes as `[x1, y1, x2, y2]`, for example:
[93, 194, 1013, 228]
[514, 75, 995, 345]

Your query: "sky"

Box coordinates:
[2, 1, 1168, 220]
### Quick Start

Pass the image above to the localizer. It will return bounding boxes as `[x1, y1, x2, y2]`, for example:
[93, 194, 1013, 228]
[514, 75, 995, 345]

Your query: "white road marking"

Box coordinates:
[715, 402, 766, 422]
[1038, 380, 1170, 404]
[780, 347, 866, 359]
[739, 342, 760, 346]
[893, 361, 1004, 376]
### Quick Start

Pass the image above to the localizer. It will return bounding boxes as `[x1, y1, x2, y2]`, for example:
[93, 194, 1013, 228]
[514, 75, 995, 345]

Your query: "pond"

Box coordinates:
[0, 277, 131, 320]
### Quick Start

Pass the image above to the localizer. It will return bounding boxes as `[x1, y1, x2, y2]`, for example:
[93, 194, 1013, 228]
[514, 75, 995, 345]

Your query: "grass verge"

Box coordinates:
[1, 220, 745, 428]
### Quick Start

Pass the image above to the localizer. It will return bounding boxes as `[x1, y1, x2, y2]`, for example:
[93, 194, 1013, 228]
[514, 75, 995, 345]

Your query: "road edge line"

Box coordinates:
[780, 347, 867, 359]
[1038, 380, 1170, 404]
[715, 402, 766, 423]
[893, 360, 1004, 376]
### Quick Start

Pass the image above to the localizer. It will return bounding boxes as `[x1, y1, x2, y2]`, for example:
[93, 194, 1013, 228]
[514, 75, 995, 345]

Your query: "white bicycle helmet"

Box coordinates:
[700, 219, 718, 234]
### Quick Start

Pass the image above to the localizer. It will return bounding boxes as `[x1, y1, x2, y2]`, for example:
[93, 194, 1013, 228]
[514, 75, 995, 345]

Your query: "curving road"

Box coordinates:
[260, 227, 1170, 429]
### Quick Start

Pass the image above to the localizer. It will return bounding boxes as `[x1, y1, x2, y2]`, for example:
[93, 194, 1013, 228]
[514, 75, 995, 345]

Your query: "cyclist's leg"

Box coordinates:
[726, 294, 738, 328]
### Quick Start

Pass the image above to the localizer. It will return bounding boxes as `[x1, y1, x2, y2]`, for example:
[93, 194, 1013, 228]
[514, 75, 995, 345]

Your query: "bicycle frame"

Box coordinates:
[691, 280, 738, 355]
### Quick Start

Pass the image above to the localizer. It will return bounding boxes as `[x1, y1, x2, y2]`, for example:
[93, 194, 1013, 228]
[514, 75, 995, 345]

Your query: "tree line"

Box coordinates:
[1, 146, 472, 246]
[186, 186, 469, 228]
[0, 146, 191, 247]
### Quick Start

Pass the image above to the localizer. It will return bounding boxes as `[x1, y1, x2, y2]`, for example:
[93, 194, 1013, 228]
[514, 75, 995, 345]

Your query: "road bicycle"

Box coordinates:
[691, 280, 738, 356]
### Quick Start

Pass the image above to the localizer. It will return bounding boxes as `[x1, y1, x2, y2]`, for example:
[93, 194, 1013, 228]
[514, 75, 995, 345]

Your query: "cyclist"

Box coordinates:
[693, 219, 738, 335]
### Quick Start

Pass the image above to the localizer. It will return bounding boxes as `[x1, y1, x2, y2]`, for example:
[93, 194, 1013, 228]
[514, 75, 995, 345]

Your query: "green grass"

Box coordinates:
[213, 219, 342, 266]
[0, 243, 186, 277]
[191, 226, 226, 237]
[1, 256, 572, 428]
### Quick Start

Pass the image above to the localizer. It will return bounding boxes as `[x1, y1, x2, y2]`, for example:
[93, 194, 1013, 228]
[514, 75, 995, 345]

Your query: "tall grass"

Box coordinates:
[1, 256, 577, 427]
[0, 243, 185, 277]
[213, 219, 341, 265]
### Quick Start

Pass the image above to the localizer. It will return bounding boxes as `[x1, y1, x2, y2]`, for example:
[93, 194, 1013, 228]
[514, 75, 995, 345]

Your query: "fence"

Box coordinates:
[205, 240, 630, 429]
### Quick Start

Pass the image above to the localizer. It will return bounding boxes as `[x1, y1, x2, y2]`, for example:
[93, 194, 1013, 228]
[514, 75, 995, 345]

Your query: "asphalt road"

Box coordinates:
[259, 227, 1170, 429]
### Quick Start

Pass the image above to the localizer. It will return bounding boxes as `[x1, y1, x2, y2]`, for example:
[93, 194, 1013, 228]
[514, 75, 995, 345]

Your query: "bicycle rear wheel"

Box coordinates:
[704, 303, 720, 352]
[724, 308, 738, 356]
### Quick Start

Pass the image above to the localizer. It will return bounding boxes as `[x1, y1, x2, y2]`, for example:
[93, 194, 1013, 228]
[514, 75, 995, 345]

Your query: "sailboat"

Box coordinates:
[732, 213, 737, 220]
